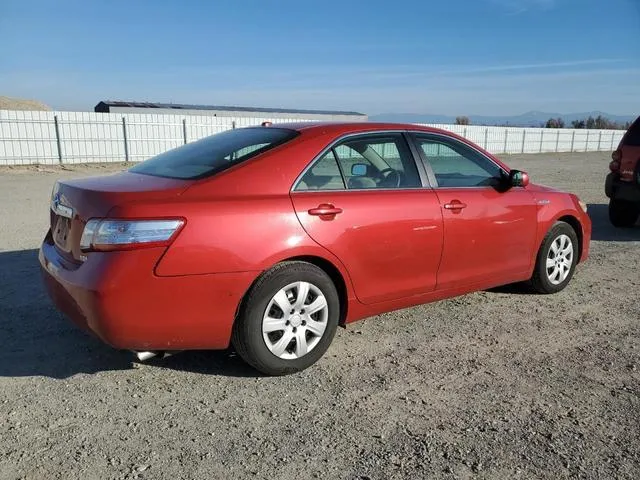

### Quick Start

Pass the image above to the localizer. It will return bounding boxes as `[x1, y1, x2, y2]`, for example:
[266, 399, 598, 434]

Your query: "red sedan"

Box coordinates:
[39, 122, 592, 375]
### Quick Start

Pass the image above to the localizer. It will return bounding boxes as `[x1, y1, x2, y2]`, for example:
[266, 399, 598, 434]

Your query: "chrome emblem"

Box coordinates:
[52, 192, 74, 219]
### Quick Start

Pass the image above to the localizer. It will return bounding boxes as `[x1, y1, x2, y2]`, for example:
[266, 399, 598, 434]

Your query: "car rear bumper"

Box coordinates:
[39, 233, 258, 351]
[605, 173, 640, 202]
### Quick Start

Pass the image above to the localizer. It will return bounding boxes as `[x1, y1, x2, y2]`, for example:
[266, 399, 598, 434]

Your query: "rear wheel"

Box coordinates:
[232, 261, 340, 376]
[529, 221, 579, 294]
[609, 199, 639, 228]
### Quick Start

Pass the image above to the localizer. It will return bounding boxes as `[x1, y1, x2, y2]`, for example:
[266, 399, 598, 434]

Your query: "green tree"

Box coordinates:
[594, 115, 608, 129]
[545, 117, 565, 128]
[567, 115, 628, 130]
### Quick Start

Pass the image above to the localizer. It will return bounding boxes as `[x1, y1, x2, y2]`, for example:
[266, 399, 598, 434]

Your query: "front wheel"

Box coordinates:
[232, 261, 340, 375]
[609, 199, 639, 228]
[529, 221, 579, 294]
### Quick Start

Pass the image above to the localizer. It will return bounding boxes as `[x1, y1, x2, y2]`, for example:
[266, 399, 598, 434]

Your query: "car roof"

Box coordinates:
[261, 121, 447, 137]
[256, 121, 506, 171]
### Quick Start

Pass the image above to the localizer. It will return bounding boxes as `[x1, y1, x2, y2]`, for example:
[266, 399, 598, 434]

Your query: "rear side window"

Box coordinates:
[129, 127, 299, 179]
[296, 150, 346, 191]
[335, 135, 422, 189]
[623, 117, 640, 146]
[294, 133, 422, 191]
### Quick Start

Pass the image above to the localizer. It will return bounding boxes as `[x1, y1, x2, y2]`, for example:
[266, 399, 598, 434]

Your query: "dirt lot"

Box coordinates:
[1, 152, 639, 480]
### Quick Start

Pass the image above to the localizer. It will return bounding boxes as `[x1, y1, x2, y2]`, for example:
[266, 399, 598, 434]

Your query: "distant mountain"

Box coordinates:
[369, 111, 637, 127]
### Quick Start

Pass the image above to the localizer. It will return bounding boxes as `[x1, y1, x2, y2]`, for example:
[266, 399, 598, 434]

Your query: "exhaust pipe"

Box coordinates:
[135, 351, 159, 361]
[133, 350, 182, 362]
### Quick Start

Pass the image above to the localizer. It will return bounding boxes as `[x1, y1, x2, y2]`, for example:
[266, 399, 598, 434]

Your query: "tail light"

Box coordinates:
[612, 150, 622, 162]
[80, 219, 185, 252]
[609, 160, 620, 172]
[609, 150, 621, 172]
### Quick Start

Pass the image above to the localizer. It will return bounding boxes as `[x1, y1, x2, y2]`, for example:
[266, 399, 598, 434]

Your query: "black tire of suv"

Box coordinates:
[232, 261, 340, 376]
[529, 221, 579, 294]
[609, 199, 640, 228]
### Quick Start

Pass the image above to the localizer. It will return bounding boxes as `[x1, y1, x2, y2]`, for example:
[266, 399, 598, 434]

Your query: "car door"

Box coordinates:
[409, 132, 538, 290]
[290, 132, 444, 305]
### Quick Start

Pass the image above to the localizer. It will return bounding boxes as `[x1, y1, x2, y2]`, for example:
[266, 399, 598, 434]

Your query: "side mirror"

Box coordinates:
[509, 170, 529, 187]
[351, 163, 367, 176]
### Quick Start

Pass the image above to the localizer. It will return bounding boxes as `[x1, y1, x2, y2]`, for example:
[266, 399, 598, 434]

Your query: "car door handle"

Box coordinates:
[308, 204, 343, 216]
[444, 201, 467, 210]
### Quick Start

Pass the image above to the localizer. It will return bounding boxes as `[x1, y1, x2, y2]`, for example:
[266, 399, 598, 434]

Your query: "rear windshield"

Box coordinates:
[129, 127, 299, 179]
[623, 116, 640, 146]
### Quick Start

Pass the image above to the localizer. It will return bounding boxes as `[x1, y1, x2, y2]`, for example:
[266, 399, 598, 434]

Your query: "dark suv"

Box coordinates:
[605, 115, 640, 227]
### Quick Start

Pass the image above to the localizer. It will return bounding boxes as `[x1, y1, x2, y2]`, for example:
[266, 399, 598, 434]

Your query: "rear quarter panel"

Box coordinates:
[106, 195, 354, 280]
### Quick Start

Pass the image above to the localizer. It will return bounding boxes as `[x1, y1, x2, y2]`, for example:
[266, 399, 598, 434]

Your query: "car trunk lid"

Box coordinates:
[50, 171, 190, 264]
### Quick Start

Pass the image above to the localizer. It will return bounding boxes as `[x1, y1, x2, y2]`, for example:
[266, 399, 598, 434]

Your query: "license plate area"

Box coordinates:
[53, 215, 71, 250]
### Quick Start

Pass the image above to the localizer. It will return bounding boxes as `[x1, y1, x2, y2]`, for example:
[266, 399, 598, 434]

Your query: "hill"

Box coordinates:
[0, 96, 51, 111]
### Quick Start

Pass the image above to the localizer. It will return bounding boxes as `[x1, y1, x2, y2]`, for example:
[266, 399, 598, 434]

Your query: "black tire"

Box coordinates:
[231, 261, 340, 376]
[609, 199, 639, 228]
[529, 221, 579, 294]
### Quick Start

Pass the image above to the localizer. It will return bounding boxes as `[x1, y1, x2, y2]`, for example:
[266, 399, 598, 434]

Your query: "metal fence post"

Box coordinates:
[463, 127, 467, 139]
[232, 120, 236, 130]
[53, 115, 63, 164]
[122, 117, 129, 162]
[503, 128, 508, 153]
[570, 131, 576, 152]
[182, 118, 188, 144]
[521, 129, 526, 153]
[539, 130, 544, 153]
[610, 132, 615, 150]
[585, 130, 590, 152]
[555, 130, 560, 151]
[484, 127, 488, 150]
[598, 131, 602, 150]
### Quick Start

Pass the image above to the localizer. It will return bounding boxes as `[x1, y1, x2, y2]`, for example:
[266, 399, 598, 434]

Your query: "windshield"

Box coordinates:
[129, 127, 299, 179]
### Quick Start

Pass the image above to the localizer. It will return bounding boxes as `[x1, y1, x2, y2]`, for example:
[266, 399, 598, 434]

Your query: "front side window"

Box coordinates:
[413, 134, 505, 187]
[130, 127, 299, 179]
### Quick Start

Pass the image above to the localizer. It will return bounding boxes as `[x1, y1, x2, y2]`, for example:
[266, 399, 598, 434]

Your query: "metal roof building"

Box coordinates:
[94, 100, 367, 121]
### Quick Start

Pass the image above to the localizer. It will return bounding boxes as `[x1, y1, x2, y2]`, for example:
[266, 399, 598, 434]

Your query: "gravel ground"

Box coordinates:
[1, 152, 639, 480]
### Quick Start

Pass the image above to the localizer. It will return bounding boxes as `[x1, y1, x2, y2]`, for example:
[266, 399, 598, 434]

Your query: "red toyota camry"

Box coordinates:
[39, 122, 592, 375]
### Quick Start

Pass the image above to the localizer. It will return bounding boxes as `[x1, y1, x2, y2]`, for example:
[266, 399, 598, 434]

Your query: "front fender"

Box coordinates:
[534, 197, 591, 264]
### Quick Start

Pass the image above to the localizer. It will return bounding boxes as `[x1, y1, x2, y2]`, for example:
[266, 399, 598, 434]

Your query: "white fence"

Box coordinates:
[0, 109, 626, 166]
[423, 123, 624, 155]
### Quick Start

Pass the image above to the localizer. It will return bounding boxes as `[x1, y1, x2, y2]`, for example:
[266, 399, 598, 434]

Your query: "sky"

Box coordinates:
[1, 0, 639, 116]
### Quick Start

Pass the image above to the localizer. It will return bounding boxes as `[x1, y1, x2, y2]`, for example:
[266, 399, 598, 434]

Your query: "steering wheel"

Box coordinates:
[377, 168, 402, 188]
